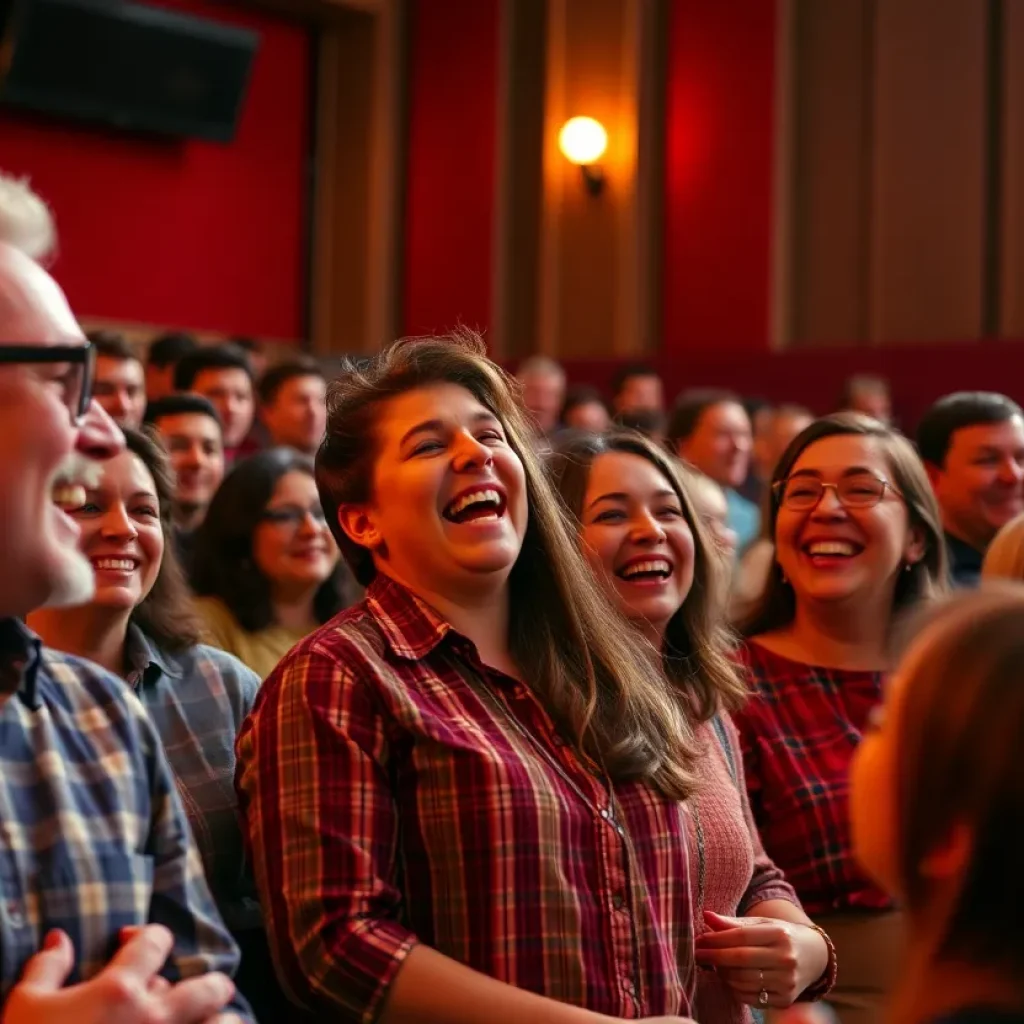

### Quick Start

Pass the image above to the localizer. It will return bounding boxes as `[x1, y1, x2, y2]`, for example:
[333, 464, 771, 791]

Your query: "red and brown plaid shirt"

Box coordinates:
[235, 574, 697, 1022]
[732, 640, 894, 916]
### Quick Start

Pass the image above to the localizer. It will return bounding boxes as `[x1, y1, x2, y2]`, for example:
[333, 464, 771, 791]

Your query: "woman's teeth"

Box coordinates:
[92, 558, 136, 572]
[51, 484, 86, 509]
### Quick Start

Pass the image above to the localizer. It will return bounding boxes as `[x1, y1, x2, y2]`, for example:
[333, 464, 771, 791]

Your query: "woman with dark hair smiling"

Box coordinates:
[191, 447, 356, 678]
[25, 427, 294, 1020]
[549, 430, 834, 1022]
[735, 412, 948, 1024]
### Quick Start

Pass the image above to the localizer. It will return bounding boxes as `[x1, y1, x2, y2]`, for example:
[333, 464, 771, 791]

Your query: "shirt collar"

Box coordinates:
[124, 623, 183, 691]
[0, 618, 43, 710]
[944, 531, 984, 581]
[365, 575, 455, 661]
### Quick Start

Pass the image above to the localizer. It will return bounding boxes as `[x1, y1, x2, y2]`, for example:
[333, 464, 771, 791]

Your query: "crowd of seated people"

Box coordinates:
[3, 165, 1024, 1024]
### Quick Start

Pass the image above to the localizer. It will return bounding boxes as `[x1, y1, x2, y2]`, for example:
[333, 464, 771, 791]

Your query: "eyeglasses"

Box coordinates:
[0, 342, 95, 425]
[260, 504, 328, 528]
[774, 472, 902, 510]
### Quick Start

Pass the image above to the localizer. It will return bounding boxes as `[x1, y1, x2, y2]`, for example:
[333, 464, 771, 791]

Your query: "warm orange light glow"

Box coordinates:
[558, 117, 608, 165]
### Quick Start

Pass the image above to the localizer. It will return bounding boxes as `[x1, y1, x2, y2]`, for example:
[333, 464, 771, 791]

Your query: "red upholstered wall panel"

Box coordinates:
[662, 0, 778, 355]
[402, 0, 500, 338]
[0, 0, 311, 341]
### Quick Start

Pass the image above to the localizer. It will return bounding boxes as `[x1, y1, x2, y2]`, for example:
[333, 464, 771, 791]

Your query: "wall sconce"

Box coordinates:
[558, 116, 608, 196]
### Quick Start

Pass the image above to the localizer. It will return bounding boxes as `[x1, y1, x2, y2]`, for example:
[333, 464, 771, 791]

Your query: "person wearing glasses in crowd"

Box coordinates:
[734, 413, 948, 1024]
[191, 447, 355, 679]
[236, 332, 705, 1023]
[0, 171, 249, 1021]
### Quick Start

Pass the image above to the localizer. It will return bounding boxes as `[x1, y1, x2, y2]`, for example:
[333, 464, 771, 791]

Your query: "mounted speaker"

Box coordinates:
[0, 0, 260, 143]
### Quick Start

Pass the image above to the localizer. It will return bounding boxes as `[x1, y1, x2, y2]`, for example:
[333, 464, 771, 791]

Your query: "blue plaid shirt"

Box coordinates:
[44, 626, 262, 933]
[0, 618, 253, 1019]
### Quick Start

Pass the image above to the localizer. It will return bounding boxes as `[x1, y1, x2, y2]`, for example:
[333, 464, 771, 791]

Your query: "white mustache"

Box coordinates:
[50, 453, 102, 490]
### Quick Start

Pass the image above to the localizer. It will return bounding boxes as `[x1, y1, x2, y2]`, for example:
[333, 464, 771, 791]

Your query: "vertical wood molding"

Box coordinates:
[309, 0, 406, 355]
[769, 0, 795, 350]
[365, 0, 407, 350]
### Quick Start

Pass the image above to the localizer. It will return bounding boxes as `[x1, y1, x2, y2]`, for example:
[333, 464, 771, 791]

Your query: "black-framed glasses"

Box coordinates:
[260, 504, 328, 528]
[774, 472, 902, 511]
[0, 343, 95, 425]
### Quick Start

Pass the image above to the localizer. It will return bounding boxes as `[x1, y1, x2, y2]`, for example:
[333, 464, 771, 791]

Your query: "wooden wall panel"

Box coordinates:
[786, 0, 874, 347]
[999, 0, 1024, 337]
[870, 0, 988, 342]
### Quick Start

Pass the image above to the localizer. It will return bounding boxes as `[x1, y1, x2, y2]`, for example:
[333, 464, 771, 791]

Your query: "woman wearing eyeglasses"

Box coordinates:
[734, 413, 948, 1024]
[191, 447, 358, 679]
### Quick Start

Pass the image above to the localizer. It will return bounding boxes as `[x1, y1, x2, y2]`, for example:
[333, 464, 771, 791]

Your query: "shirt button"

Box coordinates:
[611, 893, 627, 911]
[599, 809, 610, 820]
[6, 901, 25, 927]
[622, 978, 635, 995]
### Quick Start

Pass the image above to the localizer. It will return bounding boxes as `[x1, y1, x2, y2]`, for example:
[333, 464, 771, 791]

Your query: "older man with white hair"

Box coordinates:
[0, 173, 250, 1023]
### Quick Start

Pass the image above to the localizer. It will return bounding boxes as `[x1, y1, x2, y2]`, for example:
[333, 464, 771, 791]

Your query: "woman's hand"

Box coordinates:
[694, 910, 829, 1008]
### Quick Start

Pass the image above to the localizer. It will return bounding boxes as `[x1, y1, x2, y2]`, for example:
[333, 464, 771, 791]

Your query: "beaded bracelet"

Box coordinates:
[799, 923, 838, 1001]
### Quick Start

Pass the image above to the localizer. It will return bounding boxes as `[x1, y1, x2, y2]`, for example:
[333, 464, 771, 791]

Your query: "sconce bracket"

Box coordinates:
[581, 164, 605, 197]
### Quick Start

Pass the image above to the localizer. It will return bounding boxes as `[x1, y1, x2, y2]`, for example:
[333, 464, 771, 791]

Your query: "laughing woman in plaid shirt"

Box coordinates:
[734, 413, 949, 1024]
[26, 428, 291, 1020]
[549, 430, 836, 1022]
[237, 332, 704, 1024]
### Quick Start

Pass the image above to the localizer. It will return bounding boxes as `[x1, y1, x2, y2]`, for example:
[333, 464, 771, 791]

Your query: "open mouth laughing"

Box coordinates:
[442, 486, 508, 525]
[615, 555, 675, 584]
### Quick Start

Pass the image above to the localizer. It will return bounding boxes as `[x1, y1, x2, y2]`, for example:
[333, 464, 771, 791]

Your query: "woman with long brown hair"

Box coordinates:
[550, 430, 834, 1022]
[236, 333, 700, 1023]
[851, 587, 1024, 1024]
[735, 413, 948, 1024]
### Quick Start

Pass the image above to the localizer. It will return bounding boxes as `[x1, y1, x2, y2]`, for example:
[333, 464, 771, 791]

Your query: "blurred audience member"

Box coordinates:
[749, 407, 811, 503]
[614, 406, 667, 445]
[145, 394, 226, 575]
[88, 329, 146, 429]
[841, 374, 892, 425]
[192, 448, 354, 678]
[561, 384, 610, 432]
[669, 389, 759, 551]
[676, 462, 738, 568]
[146, 330, 198, 403]
[516, 355, 565, 435]
[981, 511, 1024, 581]
[851, 588, 1024, 1024]
[231, 336, 268, 379]
[25, 428, 287, 1018]
[611, 362, 664, 415]
[258, 357, 327, 456]
[175, 343, 257, 462]
[917, 391, 1024, 588]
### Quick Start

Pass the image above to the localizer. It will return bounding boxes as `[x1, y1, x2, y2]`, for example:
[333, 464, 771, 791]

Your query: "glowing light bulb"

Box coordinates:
[558, 117, 608, 165]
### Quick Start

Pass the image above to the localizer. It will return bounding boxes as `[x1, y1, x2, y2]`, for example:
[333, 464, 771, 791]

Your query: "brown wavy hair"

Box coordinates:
[743, 412, 948, 637]
[122, 427, 203, 651]
[548, 429, 746, 722]
[887, 587, 1024, 1012]
[315, 330, 700, 800]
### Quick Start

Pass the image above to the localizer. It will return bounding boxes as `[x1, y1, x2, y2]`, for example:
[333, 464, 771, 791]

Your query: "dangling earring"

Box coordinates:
[904, 562, 913, 573]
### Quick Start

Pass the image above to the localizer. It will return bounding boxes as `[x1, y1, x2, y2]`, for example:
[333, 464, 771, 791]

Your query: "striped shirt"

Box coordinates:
[732, 639, 893, 915]
[0, 618, 252, 1018]
[236, 574, 697, 1022]
[44, 626, 261, 932]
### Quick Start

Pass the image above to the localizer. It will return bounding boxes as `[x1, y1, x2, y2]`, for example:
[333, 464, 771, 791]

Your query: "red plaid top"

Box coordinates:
[235, 575, 697, 1022]
[732, 640, 894, 916]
